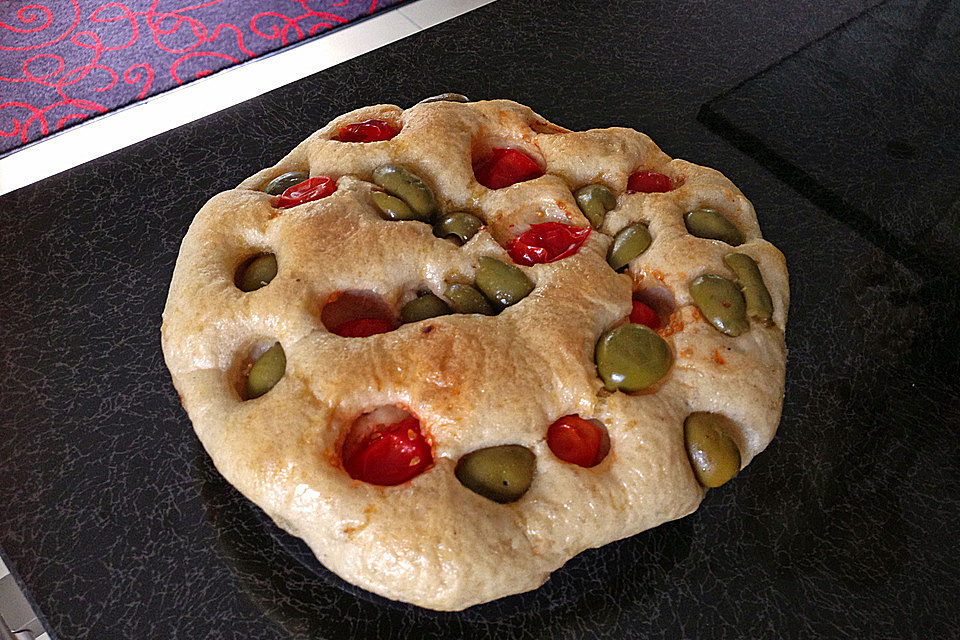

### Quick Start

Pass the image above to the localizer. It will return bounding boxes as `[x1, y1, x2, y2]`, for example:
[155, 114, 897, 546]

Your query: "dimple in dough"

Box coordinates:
[161, 99, 789, 611]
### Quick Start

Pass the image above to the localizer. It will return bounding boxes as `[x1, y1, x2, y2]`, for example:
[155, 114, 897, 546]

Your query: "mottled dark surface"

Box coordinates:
[701, 0, 960, 271]
[1, 0, 958, 638]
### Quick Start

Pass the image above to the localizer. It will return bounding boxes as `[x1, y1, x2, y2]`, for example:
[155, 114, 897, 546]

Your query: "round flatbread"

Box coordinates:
[161, 98, 788, 611]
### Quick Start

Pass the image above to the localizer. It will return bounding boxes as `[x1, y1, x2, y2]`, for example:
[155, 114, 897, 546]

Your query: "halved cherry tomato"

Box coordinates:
[330, 317, 396, 338]
[508, 222, 591, 266]
[276, 176, 337, 209]
[474, 148, 544, 189]
[343, 415, 433, 486]
[627, 170, 672, 194]
[547, 415, 610, 467]
[630, 300, 661, 329]
[334, 119, 400, 143]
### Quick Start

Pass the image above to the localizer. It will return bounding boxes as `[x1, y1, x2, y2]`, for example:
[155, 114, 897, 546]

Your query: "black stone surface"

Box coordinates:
[700, 0, 960, 273]
[1, 0, 957, 638]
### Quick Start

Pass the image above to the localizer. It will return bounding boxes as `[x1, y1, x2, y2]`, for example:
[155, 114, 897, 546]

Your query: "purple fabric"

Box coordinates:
[0, 0, 405, 154]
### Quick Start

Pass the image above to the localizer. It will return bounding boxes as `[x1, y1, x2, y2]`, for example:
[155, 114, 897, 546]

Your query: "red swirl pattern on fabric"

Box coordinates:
[0, 0, 403, 153]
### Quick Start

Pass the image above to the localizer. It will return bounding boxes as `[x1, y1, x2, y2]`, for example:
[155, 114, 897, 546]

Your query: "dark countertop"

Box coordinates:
[1, 0, 957, 638]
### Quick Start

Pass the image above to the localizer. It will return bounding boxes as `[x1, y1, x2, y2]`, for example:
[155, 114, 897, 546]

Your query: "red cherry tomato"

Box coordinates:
[334, 119, 400, 143]
[474, 148, 544, 189]
[547, 416, 609, 467]
[630, 300, 661, 329]
[331, 317, 396, 338]
[344, 416, 433, 486]
[508, 222, 591, 266]
[276, 176, 337, 209]
[627, 170, 672, 194]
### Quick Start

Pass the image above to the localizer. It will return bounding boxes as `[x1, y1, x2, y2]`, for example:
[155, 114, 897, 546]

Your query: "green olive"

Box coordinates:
[595, 324, 672, 392]
[263, 171, 308, 196]
[417, 93, 470, 104]
[474, 257, 534, 309]
[683, 208, 744, 246]
[689, 274, 749, 337]
[443, 283, 495, 315]
[371, 191, 419, 221]
[574, 184, 616, 229]
[400, 293, 451, 323]
[455, 444, 536, 503]
[236, 253, 277, 292]
[684, 412, 741, 487]
[723, 253, 774, 326]
[373, 165, 438, 220]
[434, 212, 483, 244]
[246, 342, 285, 400]
[607, 223, 652, 271]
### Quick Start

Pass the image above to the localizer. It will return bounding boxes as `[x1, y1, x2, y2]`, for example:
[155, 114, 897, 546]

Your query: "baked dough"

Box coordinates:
[161, 99, 788, 610]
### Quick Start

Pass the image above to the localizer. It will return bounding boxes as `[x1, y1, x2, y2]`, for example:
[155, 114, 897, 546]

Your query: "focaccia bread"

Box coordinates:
[161, 97, 788, 611]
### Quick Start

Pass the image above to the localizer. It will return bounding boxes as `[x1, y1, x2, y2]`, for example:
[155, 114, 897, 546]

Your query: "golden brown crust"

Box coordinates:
[161, 99, 788, 610]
